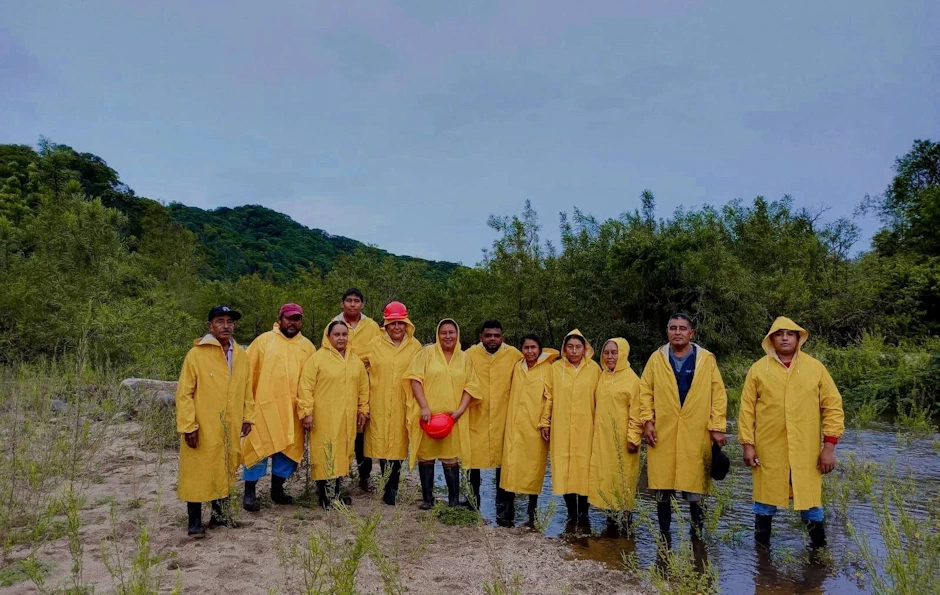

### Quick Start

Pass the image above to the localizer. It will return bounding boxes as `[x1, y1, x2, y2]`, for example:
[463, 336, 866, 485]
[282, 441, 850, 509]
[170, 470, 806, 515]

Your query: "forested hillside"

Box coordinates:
[1, 137, 937, 416]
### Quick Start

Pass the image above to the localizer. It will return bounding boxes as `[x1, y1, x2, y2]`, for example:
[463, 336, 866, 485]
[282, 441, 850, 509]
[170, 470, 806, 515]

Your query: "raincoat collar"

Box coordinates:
[196, 333, 238, 350]
[381, 317, 416, 347]
[332, 311, 373, 327]
[476, 342, 511, 357]
[524, 348, 560, 371]
[601, 338, 631, 374]
[761, 316, 808, 367]
[657, 342, 709, 361]
[561, 329, 594, 366]
[271, 322, 305, 342]
[322, 340, 349, 360]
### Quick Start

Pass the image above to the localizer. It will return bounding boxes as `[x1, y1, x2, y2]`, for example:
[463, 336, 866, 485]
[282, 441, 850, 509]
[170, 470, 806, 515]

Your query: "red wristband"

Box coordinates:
[823, 436, 838, 445]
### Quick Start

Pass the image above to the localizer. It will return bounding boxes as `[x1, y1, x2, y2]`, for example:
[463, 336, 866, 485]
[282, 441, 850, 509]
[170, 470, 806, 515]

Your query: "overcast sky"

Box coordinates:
[3, 1, 938, 264]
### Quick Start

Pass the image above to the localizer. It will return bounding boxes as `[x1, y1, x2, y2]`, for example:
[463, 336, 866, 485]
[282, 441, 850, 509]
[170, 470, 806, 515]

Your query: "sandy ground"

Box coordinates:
[4, 422, 639, 594]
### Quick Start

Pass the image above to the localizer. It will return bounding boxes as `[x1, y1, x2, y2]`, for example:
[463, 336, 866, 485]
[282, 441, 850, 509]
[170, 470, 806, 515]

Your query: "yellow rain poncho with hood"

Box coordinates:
[589, 338, 643, 511]
[639, 340, 727, 495]
[242, 324, 316, 468]
[499, 348, 559, 495]
[361, 317, 423, 461]
[321, 313, 381, 360]
[466, 341, 523, 469]
[403, 319, 482, 468]
[176, 335, 255, 502]
[298, 340, 370, 480]
[550, 329, 601, 496]
[738, 317, 845, 510]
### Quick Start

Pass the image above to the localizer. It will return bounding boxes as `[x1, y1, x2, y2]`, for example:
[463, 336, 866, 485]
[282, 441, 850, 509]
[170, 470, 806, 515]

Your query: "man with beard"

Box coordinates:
[466, 320, 522, 519]
[241, 303, 316, 511]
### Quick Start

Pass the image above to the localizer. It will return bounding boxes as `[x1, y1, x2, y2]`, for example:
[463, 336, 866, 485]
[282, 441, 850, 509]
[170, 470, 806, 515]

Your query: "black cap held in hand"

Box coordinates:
[711, 442, 730, 481]
[208, 305, 242, 322]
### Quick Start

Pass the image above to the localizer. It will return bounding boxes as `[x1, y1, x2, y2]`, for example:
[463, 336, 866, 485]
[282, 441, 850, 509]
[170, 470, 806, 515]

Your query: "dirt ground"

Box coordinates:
[4, 422, 639, 594]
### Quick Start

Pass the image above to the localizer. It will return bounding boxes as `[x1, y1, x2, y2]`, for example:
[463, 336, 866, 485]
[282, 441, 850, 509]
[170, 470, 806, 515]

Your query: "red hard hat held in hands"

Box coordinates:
[383, 301, 409, 321]
[420, 413, 454, 440]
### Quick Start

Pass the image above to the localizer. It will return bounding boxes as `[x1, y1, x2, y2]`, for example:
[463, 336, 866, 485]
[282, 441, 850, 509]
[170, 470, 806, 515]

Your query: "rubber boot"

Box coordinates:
[604, 515, 621, 538]
[806, 520, 827, 549]
[443, 465, 462, 508]
[271, 475, 294, 505]
[657, 500, 673, 548]
[418, 462, 436, 510]
[689, 502, 705, 541]
[356, 432, 372, 492]
[316, 480, 331, 509]
[242, 480, 260, 512]
[577, 495, 590, 527]
[187, 502, 205, 536]
[563, 494, 578, 523]
[526, 495, 538, 528]
[336, 478, 352, 505]
[381, 460, 401, 506]
[208, 498, 238, 528]
[468, 469, 482, 510]
[755, 514, 773, 547]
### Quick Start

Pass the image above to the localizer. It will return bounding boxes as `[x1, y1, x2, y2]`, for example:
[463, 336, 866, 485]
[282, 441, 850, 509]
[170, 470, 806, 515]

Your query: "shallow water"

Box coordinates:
[469, 426, 940, 594]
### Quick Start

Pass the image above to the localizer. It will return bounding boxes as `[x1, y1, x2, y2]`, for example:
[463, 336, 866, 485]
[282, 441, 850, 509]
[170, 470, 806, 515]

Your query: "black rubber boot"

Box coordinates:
[271, 475, 294, 505]
[755, 514, 773, 547]
[356, 432, 372, 492]
[806, 520, 827, 549]
[689, 502, 705, 541]
[242, 480, 260, 512]
[381, 460, 401, 506]
[468, 469, 482, 510]
[577, 495, 590, 526]
[657, 500, 673, 548]
[563, 494, 578, 522]
[443, 465, 462, 508]
[316, 480, 331, 509]
[336, 478, 352, 505]
[418, 462, 436, 510]
[208, 498, 238, 528]
[187, 502, 205, 536]
[526, 495, 538, 528]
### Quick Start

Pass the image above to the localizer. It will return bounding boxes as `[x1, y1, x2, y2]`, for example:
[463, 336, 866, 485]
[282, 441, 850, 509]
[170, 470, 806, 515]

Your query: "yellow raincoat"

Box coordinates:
[298, 344, 370, 480]
[321, 313, 381, 360]
[242, 325, 316, 468]
[176, 335, 255, 503]
[403, 320, 481, 468]
[589, 338, 643, 511]
[361, 319, 423, 461]
[639, 343, 727, 495]
[738, 317, 845, 510]
[550, 330, 601, 496]
[499, 348, 559, 495]
[466, 342, 523, 469]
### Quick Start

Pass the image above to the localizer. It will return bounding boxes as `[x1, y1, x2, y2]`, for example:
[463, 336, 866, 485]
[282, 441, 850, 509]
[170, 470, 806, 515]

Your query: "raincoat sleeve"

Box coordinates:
[175, 351, 198, 434]
[403, 348, 427, 385]
[298, 354, 318, 418]
[357, 360, 370, 416]
[463, 357, 482, 400]
[626, 376, 643, 446]
[638, 357, 655, 424]
[242, 359, 256, 425]
[819, 368, 845, 439]
[737, 367, 758, 445]
[247, 336, 266, 395]
[538, 366, 553, 429]
[707, 360, 728, 433]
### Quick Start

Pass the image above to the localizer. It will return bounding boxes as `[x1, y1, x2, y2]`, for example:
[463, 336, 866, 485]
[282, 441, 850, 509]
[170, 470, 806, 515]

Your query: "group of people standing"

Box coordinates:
[175, 290, 844, 553]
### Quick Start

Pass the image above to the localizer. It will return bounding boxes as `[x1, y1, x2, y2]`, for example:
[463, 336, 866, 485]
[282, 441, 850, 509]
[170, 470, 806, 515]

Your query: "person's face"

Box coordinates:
[438, 323, 458, 351]
[386, 320, 407, 341]
[342, 295, 364, 318]
[771, 329, 800, 356]
[207, 315, 236, 343]
[667, 318, 694, 350]
[279, 314, 303, 338]
[481, 327, 503, 353]
[521, 339, 541, 365]
[602, 341, 618, 372]
[329, 324, 349, 351]
[564, 338, 585, 365]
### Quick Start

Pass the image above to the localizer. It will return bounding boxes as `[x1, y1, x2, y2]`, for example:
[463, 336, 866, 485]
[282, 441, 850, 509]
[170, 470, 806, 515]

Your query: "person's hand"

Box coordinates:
[241, 422, 252, 438]
[302, 415, 313, 432]
[184, 430, 198, 449]
[710, 430, 728, 447]
[626, 442, 639, 454]
[743, 444, 760, 467]
[540, 427, 550, 442]
[817, 443, 836, 474]
[357, 412, 368, 432]
[643, 421, 657, 447]
[450, 410, 463, 422]
[420, 407, 432, 423]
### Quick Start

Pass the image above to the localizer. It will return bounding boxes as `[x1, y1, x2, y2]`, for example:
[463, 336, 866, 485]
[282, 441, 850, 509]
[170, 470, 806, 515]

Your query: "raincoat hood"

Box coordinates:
[534, 348, 560, 367]
[601, 338, 631, 374]
[195, 334, 238, 349]
[382, 317, 416, 344]
[761, 316, 808, 359]
[435, 318, 462, 354]
[562, 329, 594, 362]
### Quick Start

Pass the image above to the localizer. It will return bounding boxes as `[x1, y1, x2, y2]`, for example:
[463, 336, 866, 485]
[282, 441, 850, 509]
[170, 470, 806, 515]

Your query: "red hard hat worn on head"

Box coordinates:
[383, 301, 409, 321]
[420, 413, 454, 440]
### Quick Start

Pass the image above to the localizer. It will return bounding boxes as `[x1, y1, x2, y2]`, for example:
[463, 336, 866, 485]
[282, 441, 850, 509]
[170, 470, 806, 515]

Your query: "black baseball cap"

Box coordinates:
[208, 305, 242, 322]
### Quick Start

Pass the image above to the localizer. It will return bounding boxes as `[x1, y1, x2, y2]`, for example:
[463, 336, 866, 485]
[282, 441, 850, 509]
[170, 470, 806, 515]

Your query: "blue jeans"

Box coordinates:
[753, 501, 824, 522]
[243, 452, 297, 481]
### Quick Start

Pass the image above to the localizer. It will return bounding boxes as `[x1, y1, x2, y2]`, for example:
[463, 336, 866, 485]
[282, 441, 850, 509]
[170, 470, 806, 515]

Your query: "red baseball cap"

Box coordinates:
[279, 303, 304, 318]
